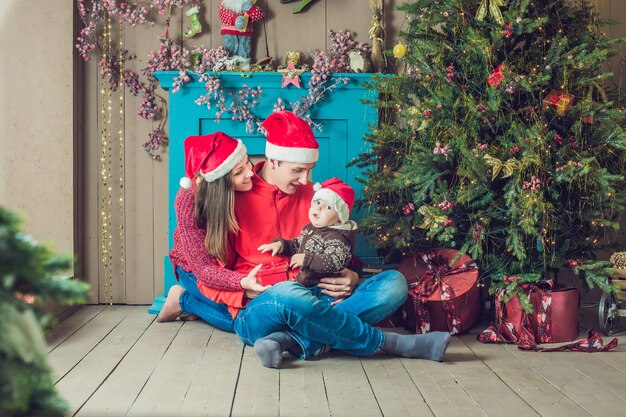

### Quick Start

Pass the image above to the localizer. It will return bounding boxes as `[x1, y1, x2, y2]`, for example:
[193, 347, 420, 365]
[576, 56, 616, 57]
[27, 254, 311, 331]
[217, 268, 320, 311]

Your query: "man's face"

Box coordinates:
[268, 159, 316, 194]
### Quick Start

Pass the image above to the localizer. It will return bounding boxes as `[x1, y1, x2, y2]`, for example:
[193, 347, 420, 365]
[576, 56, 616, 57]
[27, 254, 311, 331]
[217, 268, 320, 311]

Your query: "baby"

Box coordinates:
[258, 177, 357, 287]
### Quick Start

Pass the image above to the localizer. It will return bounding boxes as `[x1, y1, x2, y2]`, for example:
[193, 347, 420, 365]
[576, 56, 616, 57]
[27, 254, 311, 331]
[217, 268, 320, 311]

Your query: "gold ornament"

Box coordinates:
[610, 251, 626, 269]
[393, 42, 407, 58]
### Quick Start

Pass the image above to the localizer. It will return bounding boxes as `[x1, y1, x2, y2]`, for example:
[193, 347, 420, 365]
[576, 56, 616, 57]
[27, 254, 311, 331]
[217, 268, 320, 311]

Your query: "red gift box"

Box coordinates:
[400, 248, 480, 334]
[257, 262, 290, 286]
[506, 286, 579, 343]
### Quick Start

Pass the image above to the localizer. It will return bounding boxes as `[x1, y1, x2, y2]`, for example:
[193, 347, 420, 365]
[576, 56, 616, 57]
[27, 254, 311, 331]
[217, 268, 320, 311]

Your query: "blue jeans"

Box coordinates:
[177, 266, 235, 333]
[176, 267, 407, 359]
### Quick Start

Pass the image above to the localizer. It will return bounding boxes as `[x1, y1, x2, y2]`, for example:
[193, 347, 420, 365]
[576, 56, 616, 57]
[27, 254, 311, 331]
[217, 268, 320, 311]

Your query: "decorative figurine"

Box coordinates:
[348, 49, 371, 73]
[219, 0, 265, 69]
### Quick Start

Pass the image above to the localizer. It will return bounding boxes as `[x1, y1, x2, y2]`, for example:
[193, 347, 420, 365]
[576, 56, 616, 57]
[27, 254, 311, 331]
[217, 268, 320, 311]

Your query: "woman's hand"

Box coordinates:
[257, 241, 283, 256]
[240, 264, 270, 299]
[290, 253, 305, 268]
[318, 268, 359, 305]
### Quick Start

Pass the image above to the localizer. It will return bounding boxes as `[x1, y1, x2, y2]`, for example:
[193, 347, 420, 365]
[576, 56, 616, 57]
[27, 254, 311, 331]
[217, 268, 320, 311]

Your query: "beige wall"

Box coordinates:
[0, 1, 75, 265]
[1, 1, 622, 305]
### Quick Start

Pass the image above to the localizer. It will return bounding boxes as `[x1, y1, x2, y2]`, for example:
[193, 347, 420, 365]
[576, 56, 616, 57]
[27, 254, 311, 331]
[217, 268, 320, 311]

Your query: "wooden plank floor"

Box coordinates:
[46, 305, 626, 417]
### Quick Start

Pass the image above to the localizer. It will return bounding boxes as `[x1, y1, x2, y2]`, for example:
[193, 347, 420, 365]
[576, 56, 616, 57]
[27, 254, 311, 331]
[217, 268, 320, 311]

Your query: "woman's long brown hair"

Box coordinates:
[194, 174, 239, 263]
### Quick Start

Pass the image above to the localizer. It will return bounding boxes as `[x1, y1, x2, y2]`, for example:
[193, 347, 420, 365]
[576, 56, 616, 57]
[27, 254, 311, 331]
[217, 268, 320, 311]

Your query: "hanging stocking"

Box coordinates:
[184, 6, 203, 39]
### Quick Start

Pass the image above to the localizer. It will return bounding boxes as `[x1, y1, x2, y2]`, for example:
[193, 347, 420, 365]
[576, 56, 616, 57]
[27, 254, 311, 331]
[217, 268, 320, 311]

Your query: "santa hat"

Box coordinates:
[262, 111, 319, 163]
[312, 178, 355, 224]
[179, 132, 247, 189]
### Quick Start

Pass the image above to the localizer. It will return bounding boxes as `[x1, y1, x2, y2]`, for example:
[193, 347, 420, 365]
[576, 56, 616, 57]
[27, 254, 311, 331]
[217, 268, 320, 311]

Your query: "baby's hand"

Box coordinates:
[257, 241, 282, 256]
[290, 253, 305, 269]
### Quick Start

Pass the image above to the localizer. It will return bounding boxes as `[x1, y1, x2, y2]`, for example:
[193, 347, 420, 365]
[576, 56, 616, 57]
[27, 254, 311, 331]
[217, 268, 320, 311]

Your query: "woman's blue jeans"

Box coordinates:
[176, 267, 408, 359]
[177, 267, 236, 333]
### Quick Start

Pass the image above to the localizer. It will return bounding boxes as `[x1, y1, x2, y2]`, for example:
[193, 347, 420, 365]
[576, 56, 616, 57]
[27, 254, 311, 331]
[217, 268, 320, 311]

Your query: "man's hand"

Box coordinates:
[240, 264, 271, 299]
[290, 253, 305, 268]
[318, 268, 359, 305]
[257, 241, 282, 256]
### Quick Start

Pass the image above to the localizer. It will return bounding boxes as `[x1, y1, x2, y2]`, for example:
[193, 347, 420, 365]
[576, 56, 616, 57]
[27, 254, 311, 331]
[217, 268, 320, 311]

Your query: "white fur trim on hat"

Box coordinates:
[180, 176, 193, 189]
[266, 141, 319, 164]
[200, 140, 247, 183]
[313, 188, 350, 224]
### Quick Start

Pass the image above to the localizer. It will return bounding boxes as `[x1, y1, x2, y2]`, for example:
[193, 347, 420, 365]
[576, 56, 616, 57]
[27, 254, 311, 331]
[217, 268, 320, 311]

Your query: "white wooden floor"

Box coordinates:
[46, 304, 626, 417]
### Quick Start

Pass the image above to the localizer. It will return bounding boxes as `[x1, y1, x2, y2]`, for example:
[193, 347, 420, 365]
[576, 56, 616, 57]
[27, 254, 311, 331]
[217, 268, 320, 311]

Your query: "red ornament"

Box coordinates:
[488, 65, 504, 87]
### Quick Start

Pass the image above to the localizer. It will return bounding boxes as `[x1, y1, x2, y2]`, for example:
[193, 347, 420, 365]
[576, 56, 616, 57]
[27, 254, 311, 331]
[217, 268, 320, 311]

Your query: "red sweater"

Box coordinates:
[219, 3, 264, 36]
[233, 161, 314, 274]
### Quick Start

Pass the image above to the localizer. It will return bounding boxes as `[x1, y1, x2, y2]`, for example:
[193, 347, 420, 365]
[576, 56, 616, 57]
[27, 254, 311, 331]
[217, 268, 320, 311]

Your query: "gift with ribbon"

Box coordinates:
[400, 248, 480, 335]
[542, 89, 574, 116]
[257, 262, 290, 286]
[477, 280, 617, 352]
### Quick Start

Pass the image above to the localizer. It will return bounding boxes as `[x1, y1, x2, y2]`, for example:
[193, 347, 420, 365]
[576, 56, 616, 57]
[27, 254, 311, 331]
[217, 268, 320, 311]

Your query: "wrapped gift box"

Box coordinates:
[505, 286, 579, 343]
[542, 89, 574, 116]
[257, 262, 290, 286]
[400, 248, 480, 334]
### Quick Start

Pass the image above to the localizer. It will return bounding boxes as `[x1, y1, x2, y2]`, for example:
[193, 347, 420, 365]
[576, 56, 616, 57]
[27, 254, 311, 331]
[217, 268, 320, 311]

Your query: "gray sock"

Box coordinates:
[253, 331, 297, 369]
[382, 331, 451, 361]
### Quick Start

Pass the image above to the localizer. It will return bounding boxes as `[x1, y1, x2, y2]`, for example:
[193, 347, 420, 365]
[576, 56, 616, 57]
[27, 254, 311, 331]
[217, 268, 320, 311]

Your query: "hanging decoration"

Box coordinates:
[100, 11, 114, 305]
[117, 19, 126, 301]
[183, 4, 203, 38]
[368, 0, 385, 72]
[393, 42, 407, 59]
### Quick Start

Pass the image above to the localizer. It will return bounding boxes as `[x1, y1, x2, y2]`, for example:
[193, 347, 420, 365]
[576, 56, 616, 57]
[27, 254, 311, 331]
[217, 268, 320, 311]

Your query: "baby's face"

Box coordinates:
[309, 199, 340, 228]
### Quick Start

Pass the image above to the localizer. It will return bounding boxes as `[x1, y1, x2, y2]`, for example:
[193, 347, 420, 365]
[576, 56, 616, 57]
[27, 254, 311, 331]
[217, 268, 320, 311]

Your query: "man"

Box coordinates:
[232, 111, 410, 362]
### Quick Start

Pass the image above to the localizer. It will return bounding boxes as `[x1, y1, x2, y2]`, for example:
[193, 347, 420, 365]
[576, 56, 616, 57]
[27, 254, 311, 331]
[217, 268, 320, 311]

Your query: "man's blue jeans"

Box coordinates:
[176, 267, 407, 359]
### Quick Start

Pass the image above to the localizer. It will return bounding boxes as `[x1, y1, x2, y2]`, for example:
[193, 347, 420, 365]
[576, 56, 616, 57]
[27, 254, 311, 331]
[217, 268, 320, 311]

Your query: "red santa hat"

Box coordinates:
[262, 111, 319, 163]
[180, 132, 247, 189]
[312, 178, 355, 224]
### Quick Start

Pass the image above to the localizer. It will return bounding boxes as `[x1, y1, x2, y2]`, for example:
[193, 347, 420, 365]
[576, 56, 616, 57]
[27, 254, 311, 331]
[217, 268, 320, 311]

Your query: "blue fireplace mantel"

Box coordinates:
[149, 71, 381, 314]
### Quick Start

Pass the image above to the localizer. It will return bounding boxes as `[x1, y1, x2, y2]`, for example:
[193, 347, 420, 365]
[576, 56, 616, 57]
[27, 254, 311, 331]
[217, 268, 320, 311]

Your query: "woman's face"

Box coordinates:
[231, 155, 254, 192]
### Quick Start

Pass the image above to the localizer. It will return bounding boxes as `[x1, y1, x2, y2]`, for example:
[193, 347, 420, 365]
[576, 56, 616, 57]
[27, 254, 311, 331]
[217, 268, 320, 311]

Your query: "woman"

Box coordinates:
[158, 131, 451, 369]
[157, 132, 266, 331]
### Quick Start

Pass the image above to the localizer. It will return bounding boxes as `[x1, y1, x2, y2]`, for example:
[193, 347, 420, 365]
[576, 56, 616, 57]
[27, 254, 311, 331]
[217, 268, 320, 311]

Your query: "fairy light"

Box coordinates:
[118, 19, 126, 303]
[105, 16, 115, 305]
[101, 11, 111, 305]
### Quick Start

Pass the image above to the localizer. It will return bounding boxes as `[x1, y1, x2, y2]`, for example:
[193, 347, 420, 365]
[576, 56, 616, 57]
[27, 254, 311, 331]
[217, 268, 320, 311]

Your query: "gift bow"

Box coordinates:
[476, 0, 505, 25]
[483, 154, 521, 179]
[409, 251, 478, 335]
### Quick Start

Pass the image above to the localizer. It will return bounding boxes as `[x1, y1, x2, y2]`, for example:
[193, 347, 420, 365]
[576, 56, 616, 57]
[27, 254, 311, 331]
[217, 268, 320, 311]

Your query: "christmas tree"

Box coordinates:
[0, 207, 89, 416]
[355, 0, 626, 294]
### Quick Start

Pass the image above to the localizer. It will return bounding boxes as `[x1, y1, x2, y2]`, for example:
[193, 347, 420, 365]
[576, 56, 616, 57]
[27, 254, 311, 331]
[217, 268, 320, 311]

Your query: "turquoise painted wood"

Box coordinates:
[149, 71, 379, 313]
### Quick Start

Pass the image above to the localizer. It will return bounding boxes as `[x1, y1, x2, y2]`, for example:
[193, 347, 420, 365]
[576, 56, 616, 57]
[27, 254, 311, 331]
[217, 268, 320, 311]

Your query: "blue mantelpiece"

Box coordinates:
[149, 71, 380, 314]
